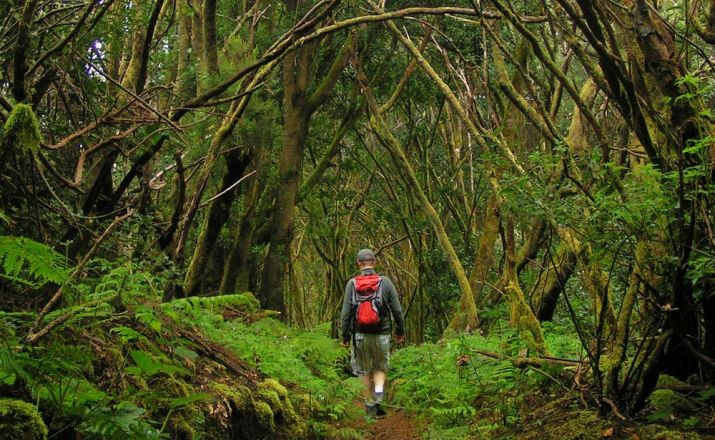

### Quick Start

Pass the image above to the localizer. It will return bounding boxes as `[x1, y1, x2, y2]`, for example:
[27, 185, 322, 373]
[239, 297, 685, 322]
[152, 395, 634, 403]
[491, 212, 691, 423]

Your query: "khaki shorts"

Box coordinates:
[351, 333, 390, 375]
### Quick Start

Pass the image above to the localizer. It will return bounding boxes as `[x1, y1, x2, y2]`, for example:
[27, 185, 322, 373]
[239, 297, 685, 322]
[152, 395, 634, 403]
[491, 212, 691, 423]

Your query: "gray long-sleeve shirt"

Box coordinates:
[340, 268, 405, 343]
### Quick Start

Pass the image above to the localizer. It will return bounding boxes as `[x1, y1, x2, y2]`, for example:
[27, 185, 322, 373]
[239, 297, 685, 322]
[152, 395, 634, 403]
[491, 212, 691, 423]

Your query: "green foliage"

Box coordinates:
[0, 235, 69, 287]
[2, 104, 42, 153]
[163, 292, 260, 315]
[387, 318, 587, 437]
[126, 350, 187, 378]
[77, 401, 162, 440]
[390, 325, 522, 436]
[165, 296, 362, 422]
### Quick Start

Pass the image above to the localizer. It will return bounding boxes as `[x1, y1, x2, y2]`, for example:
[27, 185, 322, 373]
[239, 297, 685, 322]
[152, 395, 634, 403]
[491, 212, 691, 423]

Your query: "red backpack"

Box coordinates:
[352, 274, 385, 331]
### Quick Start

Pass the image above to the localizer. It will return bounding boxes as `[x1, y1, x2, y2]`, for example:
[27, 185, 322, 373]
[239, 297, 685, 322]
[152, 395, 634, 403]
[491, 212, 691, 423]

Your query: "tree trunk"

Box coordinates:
[503, 213, 549, 355]
[533, 247, 578, 322]
[469, 194, 499, 308]
[121, 0, 164, 94]
[183, 150, 252, 296]
[201, 0, 219, 90]
[175, 0, 196, 100]
[258, 77, 311, 312]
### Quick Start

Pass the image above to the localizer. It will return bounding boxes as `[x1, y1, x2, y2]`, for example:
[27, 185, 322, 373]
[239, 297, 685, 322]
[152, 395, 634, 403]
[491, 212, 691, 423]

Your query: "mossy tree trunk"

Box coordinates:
[533, 247, 578, 322]
[183, 150, 252, 296]
[502, 213, 549, 355]
[175, 0, 196, 101]
[258, 29, 353, 315]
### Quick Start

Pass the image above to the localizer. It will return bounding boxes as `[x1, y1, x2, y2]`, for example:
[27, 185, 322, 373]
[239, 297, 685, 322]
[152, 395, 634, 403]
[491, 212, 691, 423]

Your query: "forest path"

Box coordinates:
[363, 408, 422, 440]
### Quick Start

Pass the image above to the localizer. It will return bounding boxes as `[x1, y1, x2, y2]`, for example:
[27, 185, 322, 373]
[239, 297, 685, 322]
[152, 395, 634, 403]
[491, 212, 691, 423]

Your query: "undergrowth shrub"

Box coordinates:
[389, 317, 584, 438]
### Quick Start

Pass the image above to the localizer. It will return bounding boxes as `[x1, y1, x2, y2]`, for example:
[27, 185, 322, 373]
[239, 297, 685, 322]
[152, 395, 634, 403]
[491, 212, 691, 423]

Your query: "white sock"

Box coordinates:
[374, 384, 384, 393]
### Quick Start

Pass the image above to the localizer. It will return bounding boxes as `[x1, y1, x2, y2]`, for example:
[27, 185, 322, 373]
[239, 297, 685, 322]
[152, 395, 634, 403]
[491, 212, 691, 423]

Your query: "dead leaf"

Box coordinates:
[602, 427, 614, 438]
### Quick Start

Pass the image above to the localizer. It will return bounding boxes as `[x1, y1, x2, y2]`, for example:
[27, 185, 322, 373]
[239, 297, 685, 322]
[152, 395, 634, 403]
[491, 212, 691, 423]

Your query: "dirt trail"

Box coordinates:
[363, 408, 423, 440]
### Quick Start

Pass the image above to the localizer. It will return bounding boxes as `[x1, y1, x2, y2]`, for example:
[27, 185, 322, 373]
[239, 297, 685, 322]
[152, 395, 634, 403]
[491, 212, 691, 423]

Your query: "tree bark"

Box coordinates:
[534, 247, 577, 322]
[258, 51, 312, 312]
[121, 0, 165, 94]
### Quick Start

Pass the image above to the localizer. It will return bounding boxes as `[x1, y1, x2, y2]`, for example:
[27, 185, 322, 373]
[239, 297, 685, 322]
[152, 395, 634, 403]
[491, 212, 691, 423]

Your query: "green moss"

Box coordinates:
[290, 393, 316, 419]
[258, 388, 281, 411]
[657, 374, 689, 388]
[641, 425, 700, 439]
[537, 409, 607, 440]
[211, 382, 253, 412]
[0, 398, 48, 440]
[257, 379, 307, 438]
[253, 401, 275, 432]
[261, 378, 288, 399]
[156, 376, 202, 438]
[3, 104, 42, 154]
[649, 389, 696, 413]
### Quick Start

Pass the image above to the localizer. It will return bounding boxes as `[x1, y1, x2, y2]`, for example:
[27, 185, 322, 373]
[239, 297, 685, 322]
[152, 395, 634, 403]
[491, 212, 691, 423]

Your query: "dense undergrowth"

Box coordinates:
[388, 314, 715, 439]
[2, 235, 715, 439]
[0, 235, 367, 439]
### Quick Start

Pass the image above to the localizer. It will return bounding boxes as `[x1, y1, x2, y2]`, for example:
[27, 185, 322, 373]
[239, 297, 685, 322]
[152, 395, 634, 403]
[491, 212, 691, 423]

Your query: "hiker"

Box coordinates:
[340, 248, 405, 417]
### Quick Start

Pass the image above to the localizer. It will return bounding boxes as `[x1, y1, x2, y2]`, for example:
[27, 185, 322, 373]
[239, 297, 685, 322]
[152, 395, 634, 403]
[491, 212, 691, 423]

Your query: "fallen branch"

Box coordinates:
[176, 326, 258, 384]
[199, 170, 256, 207]
[470, 348, 584, 368]
[602, 397, 627, 421]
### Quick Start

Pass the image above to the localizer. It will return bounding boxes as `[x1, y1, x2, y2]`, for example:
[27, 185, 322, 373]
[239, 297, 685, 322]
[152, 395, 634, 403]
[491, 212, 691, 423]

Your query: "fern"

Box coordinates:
[162, 292, 260, 315]
[78, 401, 162, 440]
[0, 235, 69, 287]
[125, 350, 187, 378]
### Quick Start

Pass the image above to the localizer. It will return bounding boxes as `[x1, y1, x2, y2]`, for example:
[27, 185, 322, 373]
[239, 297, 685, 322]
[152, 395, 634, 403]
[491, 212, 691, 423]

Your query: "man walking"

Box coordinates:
[341, 248, 405, 417]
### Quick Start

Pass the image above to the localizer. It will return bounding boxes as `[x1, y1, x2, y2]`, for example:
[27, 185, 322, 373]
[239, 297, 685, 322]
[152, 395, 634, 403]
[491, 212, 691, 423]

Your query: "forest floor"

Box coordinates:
[365, 410, 422, 440]
[350, 400, 423, 440]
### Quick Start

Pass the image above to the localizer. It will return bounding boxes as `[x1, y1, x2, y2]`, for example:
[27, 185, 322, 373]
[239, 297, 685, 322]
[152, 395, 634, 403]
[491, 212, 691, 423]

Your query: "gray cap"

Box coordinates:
[356, 248, 375, 262]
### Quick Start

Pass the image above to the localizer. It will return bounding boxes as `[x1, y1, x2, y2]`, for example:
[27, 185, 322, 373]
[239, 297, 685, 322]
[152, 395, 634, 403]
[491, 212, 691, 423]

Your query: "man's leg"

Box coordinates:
[372, 370, 387, 416]
[373, 370, 386, 394]
[359, 374, 376, 416]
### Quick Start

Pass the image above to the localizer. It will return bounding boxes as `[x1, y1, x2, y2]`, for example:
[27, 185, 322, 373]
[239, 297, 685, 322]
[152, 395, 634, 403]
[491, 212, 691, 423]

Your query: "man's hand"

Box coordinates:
[395, 335, 405, 344]
[340, 341, 350, 348]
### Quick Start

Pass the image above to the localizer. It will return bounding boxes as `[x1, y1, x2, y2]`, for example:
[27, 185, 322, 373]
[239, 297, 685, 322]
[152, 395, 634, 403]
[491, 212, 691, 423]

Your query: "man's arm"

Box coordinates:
[340, 280, 354, 344]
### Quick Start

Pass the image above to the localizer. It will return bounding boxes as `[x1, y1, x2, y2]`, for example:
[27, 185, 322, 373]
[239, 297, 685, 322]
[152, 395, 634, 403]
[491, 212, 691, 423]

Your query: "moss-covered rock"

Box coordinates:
[154, 376, 203, 438]
[0, 398, 48, 440]
[657, 374, 690, 389]
[649, 389, 697, 413]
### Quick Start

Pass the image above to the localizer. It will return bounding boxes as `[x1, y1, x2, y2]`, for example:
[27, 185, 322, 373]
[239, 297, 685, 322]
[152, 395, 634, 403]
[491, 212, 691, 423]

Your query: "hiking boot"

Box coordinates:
[375, 403, 387, 417]
[365, 403, 377, 417]
[373, 392, 387, 417]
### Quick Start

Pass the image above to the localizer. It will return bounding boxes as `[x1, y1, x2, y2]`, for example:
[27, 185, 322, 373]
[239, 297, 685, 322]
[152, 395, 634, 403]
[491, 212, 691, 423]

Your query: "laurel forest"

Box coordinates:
[0, 0, 714, 438]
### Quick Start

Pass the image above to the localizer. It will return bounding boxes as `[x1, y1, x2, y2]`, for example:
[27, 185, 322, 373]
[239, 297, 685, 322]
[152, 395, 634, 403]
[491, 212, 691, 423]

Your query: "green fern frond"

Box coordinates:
[163, 292, 260, 314]
[0, 236, 69, 287]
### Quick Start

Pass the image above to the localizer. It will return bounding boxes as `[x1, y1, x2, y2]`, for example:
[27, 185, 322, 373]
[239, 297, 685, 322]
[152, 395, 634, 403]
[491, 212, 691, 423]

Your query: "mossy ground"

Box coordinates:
[0, 293, 345, 439]
[0, 398, 48, 440]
